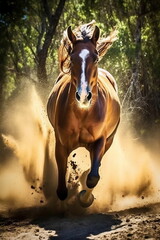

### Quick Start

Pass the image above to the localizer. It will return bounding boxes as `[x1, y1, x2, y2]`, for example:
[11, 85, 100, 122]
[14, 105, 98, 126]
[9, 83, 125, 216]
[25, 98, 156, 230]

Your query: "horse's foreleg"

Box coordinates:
[55, 140, 68, 200]
[87, 138, 105, 189]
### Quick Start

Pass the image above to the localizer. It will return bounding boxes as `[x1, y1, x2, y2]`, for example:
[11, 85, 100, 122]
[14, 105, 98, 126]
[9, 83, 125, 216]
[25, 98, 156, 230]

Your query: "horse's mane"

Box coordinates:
[58, 20, 118, 73]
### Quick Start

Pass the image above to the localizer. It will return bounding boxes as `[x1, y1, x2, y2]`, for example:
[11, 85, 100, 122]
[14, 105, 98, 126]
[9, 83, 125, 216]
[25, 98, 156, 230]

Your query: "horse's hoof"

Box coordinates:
[57, 188, 68, 201]
[86, 174, 100, 188]
[78, 190, 94, 208]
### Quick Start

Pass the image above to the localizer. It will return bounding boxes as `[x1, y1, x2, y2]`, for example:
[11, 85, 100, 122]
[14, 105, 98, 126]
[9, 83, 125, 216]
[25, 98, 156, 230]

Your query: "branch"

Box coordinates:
[39, 0, 66, 56]
[41, 0, 52, 24]
[36, 16, 46, 53]
[51, 0, 66, 25]
[37, 0, 66, 83]
[18, 30, 37, 63]
[6, 32, 20, 73]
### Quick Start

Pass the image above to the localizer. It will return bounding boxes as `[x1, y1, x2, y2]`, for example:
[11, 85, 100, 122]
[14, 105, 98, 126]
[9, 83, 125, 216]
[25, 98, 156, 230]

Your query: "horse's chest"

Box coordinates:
[58, 109, 104, 146]
[78, 127, 97, 143]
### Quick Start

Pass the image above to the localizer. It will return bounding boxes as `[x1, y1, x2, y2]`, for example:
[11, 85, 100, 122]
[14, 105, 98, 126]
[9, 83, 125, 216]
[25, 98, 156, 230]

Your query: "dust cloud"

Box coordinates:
[0, 84, 160, 216]
[0, 84, 57, 214]
[92, 125, 160, 212]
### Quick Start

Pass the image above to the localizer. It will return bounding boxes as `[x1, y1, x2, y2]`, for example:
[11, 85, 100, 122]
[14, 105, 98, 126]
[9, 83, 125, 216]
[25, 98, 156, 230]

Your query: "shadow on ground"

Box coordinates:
[32, 213, 121, 240]
[0, 205, 121, 240]
[1, 204, 160, 240]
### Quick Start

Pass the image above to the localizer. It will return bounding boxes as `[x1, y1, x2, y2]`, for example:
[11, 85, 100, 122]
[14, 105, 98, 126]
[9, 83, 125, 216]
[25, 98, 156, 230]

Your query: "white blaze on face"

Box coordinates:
[79, 49, 89, 104]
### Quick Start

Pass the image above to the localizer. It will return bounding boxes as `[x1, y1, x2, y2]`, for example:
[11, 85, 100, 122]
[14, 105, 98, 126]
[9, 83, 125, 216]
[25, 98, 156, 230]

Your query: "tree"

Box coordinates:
[0, 0, 160, 131]
[36, 0, 66, 86]
[0, 0, 28, 114]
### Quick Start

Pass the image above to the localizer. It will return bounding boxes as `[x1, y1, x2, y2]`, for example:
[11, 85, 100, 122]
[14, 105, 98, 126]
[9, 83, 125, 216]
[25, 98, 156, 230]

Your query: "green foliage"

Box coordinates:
[3, 74, 16, 99]
[0, 0, 160, 128]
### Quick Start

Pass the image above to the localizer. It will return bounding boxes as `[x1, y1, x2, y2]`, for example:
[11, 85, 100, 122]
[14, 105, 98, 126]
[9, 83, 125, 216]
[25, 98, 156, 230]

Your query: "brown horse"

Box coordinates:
[47, 22, 120, 207]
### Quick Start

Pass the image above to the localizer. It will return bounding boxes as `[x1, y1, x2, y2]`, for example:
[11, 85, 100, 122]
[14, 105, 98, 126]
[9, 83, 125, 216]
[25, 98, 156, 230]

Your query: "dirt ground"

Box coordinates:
[0, 202, 160, 240]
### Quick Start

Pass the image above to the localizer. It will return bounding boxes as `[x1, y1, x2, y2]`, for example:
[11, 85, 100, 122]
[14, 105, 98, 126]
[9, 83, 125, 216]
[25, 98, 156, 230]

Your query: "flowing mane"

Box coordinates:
[58, 20, 118, 73]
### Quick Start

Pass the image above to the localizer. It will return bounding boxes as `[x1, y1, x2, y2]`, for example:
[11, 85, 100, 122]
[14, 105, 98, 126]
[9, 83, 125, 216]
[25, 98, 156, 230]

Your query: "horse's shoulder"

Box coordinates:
[98, 68, 118, 92]
[55, 72, 70, 83]
[54, 72, 70, 84]
[48, 73, 70, 102]
[52, 73, 70, 91]
[47, 73, 71, 124]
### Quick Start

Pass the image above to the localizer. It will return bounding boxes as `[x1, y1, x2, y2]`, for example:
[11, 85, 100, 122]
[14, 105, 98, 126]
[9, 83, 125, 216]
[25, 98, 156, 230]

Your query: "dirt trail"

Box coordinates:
[0, 203, 160, 240]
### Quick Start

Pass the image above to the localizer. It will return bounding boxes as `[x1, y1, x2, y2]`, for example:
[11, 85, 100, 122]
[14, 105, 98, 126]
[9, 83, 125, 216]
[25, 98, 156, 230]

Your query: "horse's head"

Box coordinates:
[67, 26, 100, 109]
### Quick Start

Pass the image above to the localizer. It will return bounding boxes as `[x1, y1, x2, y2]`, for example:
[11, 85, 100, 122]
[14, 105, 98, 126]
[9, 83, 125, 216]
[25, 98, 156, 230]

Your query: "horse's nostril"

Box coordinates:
[87, 91, 92, 101]
[76, 91, 81, 101]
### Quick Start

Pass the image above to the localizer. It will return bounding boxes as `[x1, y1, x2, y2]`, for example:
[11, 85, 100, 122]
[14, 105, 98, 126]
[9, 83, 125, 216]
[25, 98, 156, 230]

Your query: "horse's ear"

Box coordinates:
[67, 26, 76, 44]
[91, 26, 100, 45]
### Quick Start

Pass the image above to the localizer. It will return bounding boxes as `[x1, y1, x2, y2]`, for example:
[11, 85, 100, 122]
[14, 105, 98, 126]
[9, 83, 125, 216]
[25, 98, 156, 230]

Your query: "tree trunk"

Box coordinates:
[0, 29, 9, 126]
[122, 1, 147, 109]
[37, 0, 66, 87]
[131, 12, 142, 102]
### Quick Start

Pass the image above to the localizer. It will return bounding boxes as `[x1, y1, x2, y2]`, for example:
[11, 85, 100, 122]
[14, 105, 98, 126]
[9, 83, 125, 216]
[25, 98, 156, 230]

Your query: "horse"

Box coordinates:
[47, 21, 120, 207]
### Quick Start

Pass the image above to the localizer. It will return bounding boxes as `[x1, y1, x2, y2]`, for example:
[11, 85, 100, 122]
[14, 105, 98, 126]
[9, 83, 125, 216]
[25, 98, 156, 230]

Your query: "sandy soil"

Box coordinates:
[0, 203, 160, 240]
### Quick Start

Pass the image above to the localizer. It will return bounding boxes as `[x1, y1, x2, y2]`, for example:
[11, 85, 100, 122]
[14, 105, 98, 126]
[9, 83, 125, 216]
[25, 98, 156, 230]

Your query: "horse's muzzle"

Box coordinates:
[75, 91, 92, 108]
